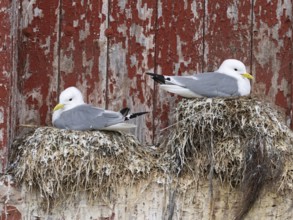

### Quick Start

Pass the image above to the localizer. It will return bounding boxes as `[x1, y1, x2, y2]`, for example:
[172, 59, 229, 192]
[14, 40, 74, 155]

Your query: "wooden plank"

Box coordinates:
[8, 0, 19, 152]
[0, 0, 12, 148]
[204, 1, 252, 70]
[253, 0, 293, 127]
[107, 0, 157, 143]
[59, 0, 108, 107]
[0, 0, 16, 170]
[17, 0, 60, 127]
[154, 0, 205, 142]
[15, 0, 293, 149]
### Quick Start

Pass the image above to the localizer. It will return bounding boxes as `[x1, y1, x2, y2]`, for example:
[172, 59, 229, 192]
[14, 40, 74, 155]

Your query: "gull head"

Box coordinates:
[217, 59, 253, 80]
[53, 87, 85, 112]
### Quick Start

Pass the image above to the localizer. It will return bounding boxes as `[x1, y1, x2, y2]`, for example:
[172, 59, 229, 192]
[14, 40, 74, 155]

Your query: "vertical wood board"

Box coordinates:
[59, 0, 108, 107]
[17, 0, 60, 126]
[107, 0, 157, 143]
[252, 0, 293, 127]
[153, 0, 205, 142]
[0, 0, 15, 171]
[11, 0, 293, 145]
[204, 0, 252, 70]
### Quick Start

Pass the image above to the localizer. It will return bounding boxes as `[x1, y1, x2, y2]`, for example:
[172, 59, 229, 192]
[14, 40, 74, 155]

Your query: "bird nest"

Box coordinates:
[9, 128, 160, 208]
[159, 96, 293, 219]
[9, 97, 293, 218]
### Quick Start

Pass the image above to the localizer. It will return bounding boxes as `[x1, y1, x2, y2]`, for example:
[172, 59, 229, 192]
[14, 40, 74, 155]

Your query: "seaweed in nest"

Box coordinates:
[160, 97, 293, 219]
[9, 127, 160, 209]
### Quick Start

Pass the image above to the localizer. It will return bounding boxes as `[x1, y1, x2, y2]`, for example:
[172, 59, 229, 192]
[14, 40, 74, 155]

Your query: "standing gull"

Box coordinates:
[52, 87, 148, 131]
[147, 59, 253, 98]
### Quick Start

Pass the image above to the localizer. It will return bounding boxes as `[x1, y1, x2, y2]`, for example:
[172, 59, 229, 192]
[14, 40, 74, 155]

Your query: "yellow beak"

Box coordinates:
[241, 73, 254, 79]
[53, 103, 65, 111]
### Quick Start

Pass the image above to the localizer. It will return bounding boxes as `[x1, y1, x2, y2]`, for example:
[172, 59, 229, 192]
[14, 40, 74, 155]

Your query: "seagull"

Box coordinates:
[146, 59, 253, 98]
[52, 87, 148, 131]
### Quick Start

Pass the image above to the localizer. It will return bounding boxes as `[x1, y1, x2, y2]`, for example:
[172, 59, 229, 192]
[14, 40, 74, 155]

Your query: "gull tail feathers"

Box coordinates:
[103, 111, 148, 132]
[146, 72, 166, 84]
[125, 111, 149, 121]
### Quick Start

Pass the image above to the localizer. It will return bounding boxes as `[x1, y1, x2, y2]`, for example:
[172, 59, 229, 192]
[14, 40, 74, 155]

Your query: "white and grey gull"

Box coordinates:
[52, 87, 148, 131]
[146, 59, 253, 98]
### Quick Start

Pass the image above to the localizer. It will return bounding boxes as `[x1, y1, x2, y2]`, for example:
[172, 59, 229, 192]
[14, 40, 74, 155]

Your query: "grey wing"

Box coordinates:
[169, 72, 240, 97]
[54, 105, 124, 130]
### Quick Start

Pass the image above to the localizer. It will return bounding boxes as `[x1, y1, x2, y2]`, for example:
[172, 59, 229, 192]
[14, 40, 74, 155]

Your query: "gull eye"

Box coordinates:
[69, 98, 73, 101]
[234, 68, 238, 71]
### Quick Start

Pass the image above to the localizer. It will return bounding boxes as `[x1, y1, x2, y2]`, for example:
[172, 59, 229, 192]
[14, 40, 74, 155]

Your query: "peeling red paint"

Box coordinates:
[0, 205, 21, 220]
[158, 103, 170, 129]
[64, 25, 75, 36]
[275, 90, 288, 109]
[205, 1, 252, 69]
[22, 27, 34, 38]
[0, 3, 291, 220]
[0, 4, 293, 219]
[106, 0, 156, 143]
[253, 0, 293, 127]
[105, 28, 114, 38]
[17, 0, 60, 127]
[60, 0, 106, 106]
[1, 0, 291, 155]
[255, 2, 279, 28]
[0, 0, 15, 163]
[153, 0, 205, 141]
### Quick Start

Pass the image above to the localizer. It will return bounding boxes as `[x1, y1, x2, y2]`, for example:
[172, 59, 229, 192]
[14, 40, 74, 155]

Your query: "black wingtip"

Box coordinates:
[125, 111, 149, 121]
[146, 72, 156, 77]
[146, 72, 166, 84]
[120, 107, 130, 116]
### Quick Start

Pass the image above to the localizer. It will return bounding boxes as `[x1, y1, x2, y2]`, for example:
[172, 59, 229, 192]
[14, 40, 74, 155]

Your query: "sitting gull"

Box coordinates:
[146, 59, 253, 98]
[52, 87, 148, 131]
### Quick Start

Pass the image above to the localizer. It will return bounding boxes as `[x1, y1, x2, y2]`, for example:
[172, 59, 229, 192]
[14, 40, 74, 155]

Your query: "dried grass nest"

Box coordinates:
[9, 128, 161, 206]
[161, 97, 293, 184]
[159, 96, 293, 219]
[9, 96, 293, 217]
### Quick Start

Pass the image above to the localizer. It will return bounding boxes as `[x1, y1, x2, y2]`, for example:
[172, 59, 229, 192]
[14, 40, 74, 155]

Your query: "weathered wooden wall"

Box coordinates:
[0, 0, 18, 173]
[1, 0, 292, 163]
[13, 0, 293, 146]
[0, 0, 292, 219]
[0, 0, 11, 173]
